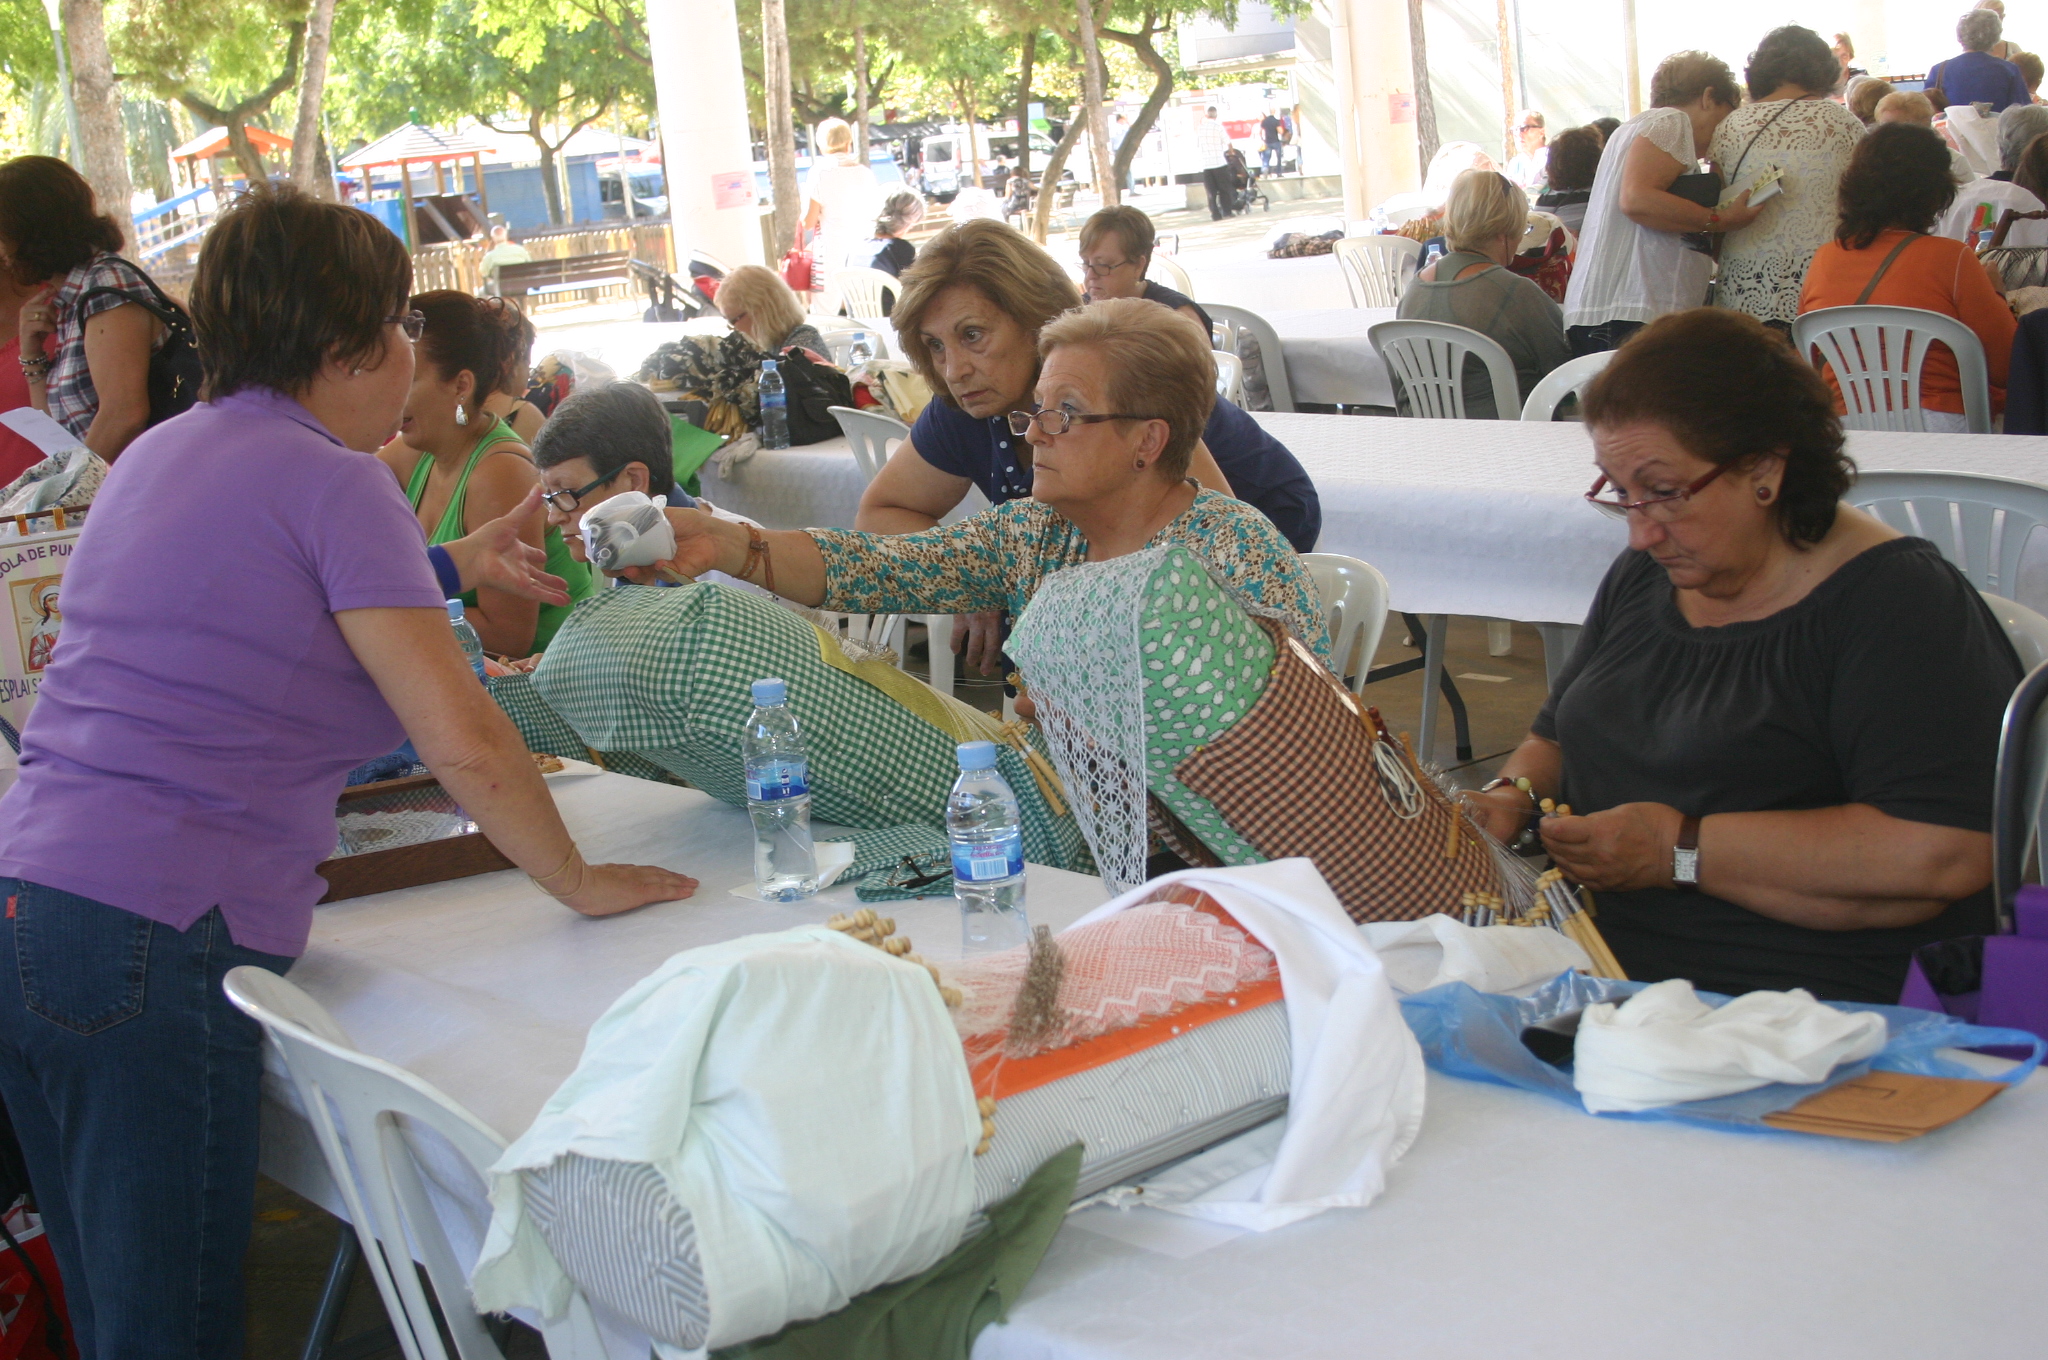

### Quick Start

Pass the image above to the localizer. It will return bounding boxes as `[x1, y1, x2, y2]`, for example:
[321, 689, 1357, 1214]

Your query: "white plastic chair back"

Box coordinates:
[1848, 469, 2048, 601]
[813, 324, 890, 366]
[1791, 305, 1993, 434]
[1302, 553, 1390, 695]
[1519, 351, 1613, 421]
[827, 404, 910, 484]
[1937, 177, 2046, 241]
[1332, 236, 1423, 308]
[1211, 350, 1246, 406]
[1368, 318, 1521, 419]
[1148, 252, 1196, 298]
[832, 268, 899, 326]
[223, 967, 608, 1360]
[1206, 303, 1295, 413]
[1985, 592, 2048, 673]
[1994, 660, 2048, 925]
[1946, 107, 2001, 177]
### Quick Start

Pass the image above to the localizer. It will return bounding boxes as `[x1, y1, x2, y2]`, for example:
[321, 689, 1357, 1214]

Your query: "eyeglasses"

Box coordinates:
[1584, 464, 1731, 521]
[1079, 257, 1134, 276]
[1006, 407, 1165, 437]
[542, 472, 618, 513]
[387, 311, 427, 341]
[885, 853, 951, 890]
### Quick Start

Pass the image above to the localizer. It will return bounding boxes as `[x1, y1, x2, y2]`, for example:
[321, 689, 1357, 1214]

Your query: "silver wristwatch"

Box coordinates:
[1672, 814, 1702, 886]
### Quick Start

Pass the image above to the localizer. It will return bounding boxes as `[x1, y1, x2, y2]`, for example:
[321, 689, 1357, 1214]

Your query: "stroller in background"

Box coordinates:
[1223, 148, 1269, 215]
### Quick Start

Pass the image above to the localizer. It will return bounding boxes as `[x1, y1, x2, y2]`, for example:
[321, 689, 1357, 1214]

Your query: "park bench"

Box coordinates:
[497, 251, 706, 319]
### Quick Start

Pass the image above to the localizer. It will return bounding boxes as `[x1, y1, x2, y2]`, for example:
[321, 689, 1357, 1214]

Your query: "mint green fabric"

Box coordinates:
[710, 1144, 1082, 1360]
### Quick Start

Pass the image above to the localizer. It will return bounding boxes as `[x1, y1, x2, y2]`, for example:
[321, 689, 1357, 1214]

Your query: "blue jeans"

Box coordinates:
[0, 880, 292, 1359]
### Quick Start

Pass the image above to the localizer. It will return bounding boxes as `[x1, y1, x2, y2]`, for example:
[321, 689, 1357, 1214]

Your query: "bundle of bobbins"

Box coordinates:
[825, 909, 998, 1154]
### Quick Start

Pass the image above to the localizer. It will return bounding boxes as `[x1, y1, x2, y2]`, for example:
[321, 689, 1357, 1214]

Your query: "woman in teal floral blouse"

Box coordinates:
[627, 298, 1329, 659]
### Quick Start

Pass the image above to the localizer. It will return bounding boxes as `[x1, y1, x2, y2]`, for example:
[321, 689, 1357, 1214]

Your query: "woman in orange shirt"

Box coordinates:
[1798, 122, 2015, 429]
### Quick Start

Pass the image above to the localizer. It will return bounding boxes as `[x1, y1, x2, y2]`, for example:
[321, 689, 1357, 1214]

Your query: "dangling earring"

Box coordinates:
[455, 403, 468, 427]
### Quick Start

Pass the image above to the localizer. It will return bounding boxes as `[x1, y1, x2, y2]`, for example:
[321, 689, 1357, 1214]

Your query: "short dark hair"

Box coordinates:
[1590, 116, 1621, 143]
[1960, 8, 2002, 52]
[531, 382, 674, 500]
[1582, 309, 1852, 546]
[1544, 128, 1603, 192]
[1744, 25, 1844, 99]
[1835, 122, 1959, 249]
[413, 290, 529, 400]
[2014, 132, 2048, 205]
[1079, 204, 1157, 263]
[191, 185, 412, 400]
[1650, 51, 1742, 110]
[2016, 51, 2045, 89]
[0, 156, 124, 285]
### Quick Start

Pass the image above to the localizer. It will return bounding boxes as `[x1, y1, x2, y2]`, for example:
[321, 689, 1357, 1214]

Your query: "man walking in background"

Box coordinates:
[1198, 107, 1233, 219]
[1260, 108, 1285, 173]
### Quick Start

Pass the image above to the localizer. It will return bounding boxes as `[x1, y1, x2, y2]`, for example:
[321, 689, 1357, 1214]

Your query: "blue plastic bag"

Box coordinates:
[1399, 971, 2047, 1131]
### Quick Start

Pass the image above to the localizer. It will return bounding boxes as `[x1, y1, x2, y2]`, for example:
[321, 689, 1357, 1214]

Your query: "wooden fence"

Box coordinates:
[412, 221, 675, 300]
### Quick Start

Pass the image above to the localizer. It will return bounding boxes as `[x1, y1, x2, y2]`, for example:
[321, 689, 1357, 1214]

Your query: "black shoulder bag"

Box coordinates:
[774, 347, 857, 446]
[75, 258, 204, 427]
[1675, 94, 1811, 256]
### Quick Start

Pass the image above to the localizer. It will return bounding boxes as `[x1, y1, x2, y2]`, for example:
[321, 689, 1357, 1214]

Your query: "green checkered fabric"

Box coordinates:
[821, 824, 955, 901]
[488, 673, 689, 787]
[524, 583, 1093, 873]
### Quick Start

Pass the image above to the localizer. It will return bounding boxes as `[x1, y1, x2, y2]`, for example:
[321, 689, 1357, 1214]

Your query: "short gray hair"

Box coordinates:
[531, 381, 675, 500]
[1960, 8, 2002, 51]
[1999, 102, 2048, 168]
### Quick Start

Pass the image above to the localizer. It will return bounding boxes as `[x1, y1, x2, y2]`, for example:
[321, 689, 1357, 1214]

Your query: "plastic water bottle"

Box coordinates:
[759, 359, 791, 450]
[948, 741, 1031, 953]
[447, 599, 487, 682]
[742, 677, 818, 900]
[848, 331, 874, 367]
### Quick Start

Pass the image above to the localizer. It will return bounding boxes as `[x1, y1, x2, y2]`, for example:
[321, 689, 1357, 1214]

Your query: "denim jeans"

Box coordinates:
[0, 879, 293, 1359]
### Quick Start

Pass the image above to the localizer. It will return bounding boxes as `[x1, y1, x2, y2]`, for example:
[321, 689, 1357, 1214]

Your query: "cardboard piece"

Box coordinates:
[1762, 1070, 2003, 1143]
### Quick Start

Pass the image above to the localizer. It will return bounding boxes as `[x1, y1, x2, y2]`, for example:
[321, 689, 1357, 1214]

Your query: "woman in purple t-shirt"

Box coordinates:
[0, 188, 696, 1358]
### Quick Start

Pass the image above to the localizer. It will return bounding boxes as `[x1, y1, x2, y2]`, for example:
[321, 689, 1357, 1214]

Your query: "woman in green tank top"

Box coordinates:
[378, 292, 593, 655]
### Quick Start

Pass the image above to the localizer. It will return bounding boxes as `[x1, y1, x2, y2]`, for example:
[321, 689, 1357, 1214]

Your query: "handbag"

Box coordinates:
[772, 345, 856, 446]
[1981, 209, 2048, 291]
[74, 257, 203, 427]
[778, 245, 814, 294]
[1507, 226, 1574, 303]
[1901, 884, 2048, 1047]
[1673, 95, 1810, 256]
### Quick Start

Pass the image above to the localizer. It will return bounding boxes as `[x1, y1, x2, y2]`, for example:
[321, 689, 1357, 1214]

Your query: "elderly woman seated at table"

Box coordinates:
[1077, 205, 1212, 335]
[1465, 309, 2021, 1004]
[534, 380, 682, 561]
[624, 297, 1328, 660]
[716, 264, 826, 358]
[1396, 169, 1570, 419]
[857, 218, 1319, 675]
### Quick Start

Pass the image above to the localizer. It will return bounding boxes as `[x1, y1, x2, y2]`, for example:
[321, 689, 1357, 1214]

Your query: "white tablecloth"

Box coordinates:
[1264, 308, 1395, 408]
[1185, 254, 1350, 314]
[1260, 412, 2048, 624]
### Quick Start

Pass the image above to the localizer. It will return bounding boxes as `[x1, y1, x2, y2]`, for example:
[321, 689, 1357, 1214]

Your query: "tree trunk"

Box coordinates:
[852, 24, 870, 166]
[762, 0, 801, 257]
[534, 110, 565, 224]
[954, 84, 983, 189]
[1494, 0, 1516, 164]
[1073, 0, 1116, 205]
[1014, 30, 1036, 180]
[1101, 16, 1170, 188]
[291, 0, 339, 196]
[1406, 0, 1439, 171]
[1028, 111, 1088, 243]
[178, 31, 302, 188]
[59, 0, 134, 246]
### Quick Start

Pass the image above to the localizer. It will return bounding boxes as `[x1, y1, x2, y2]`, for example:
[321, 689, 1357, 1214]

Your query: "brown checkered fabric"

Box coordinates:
[1147, 794, 1224, 869]
[1174, 620, 1504, 923]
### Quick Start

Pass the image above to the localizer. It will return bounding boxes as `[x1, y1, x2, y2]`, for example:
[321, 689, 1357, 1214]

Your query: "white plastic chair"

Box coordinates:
[1206, 303, 1295, 412]
[1994, 659, 2048, 928]
[1368, 319, 1521, 419]
[1848, 469, 2048, 601]
[812, 324, 890, 366]
[223, 967, 609, 1360]
[1985, 592, 2048, 672]
[1332, 236, 1423, 308]
[1212, 349, 1246, 407]
[1302, 553, 1390, 695]
[1792, 305, 1994, 434]
[1148, 252, 1196, 298]
[824, 404, 953, 695]
[832, 268, 899, 326]
[1519, 351, 1613, 421]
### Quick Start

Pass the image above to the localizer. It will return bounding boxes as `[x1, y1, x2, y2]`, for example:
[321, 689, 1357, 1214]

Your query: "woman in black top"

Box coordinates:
[1465, 309, 2021, 1002]
[1077, 205, 1213, 336]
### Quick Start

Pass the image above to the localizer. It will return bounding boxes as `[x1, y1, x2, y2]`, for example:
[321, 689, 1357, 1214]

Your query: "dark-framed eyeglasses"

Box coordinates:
[1006, 407, 1166, 437]
[542, 472, 618, 514]
[1584, 464, 1731, 521]
[387, 311, 427, 341]
[1079, 256, 1134, 276]
[885, 853, 951, 890]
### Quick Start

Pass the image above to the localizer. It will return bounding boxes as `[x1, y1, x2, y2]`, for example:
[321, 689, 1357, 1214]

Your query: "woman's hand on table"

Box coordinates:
[1540, 802, 1685, 891]
[560, 862, 700, 917]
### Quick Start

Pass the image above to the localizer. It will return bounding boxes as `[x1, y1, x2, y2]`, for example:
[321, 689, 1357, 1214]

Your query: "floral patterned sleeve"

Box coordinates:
[809, 509, 1017, 615]
[1169, 493, 1333, 661]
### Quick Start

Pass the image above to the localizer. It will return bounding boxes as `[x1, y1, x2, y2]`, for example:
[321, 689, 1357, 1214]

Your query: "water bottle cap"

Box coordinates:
[761, 357, 778, 372]
[956, 740, 997, 770]
[751, 677, 787, 705]
[445, 599, 465, 620]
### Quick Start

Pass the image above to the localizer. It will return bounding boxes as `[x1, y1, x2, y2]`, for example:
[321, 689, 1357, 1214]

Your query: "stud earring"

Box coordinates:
[351, 367, 362, 376]
[455, 403, 468, 427]
[1756, 486, 1772, 503]
[1133, 458, 1147, 471]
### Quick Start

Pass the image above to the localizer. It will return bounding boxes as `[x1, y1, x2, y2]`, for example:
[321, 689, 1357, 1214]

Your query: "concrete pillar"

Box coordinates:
[646, 0, 765, 268]
[1322, 0, 1423, 221]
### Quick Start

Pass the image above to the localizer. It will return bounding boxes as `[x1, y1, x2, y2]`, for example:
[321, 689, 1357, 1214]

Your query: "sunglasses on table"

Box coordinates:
[1006, 407, 1166, 437]
[1584, 463, 1730, 521]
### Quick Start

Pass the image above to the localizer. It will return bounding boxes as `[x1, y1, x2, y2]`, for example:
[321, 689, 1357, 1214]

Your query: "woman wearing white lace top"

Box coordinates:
[1562, 52, 1765, 356]
[1709, 26, 1868, 330]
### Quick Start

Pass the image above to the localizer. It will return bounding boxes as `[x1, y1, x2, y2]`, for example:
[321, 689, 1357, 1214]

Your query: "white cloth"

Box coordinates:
[1504, 148, 1549, 191]
[1362, 915, 1590, 997]
[1938, 176, 2048, 242]
[1572, 978, 1887, 1114]
[805, 157, 882, 274]
[1564, 106, 1713, 327]
[1707, 97, 1865, 324]
[471, 927, 980, 1350]
[1068, 859, 1426, 1230]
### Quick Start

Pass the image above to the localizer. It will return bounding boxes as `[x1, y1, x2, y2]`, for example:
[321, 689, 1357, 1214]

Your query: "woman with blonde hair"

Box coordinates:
[802, 117, 882, 291]
[1395, 169, 1570, 418]
[716, 264, 827, 357]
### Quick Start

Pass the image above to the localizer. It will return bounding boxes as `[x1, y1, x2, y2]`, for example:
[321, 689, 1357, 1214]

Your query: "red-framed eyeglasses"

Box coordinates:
[1584, 463, 1730, 520]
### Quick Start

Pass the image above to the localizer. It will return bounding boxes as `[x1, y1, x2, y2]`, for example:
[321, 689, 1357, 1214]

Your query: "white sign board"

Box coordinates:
[0, 528, 80, 741]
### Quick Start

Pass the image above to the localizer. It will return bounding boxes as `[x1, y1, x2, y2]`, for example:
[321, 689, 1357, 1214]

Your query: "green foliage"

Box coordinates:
[0, 0, 58, 98]
[116, 0, 311, 112]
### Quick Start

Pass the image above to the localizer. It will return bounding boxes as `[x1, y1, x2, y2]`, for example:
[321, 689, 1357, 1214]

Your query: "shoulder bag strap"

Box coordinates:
[74, 258, 186, 332]
[1854, 233, 1924, 305]
[1727, 94, 1812, 187]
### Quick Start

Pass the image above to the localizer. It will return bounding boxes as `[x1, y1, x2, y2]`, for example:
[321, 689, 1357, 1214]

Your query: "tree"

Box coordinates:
[1071, 0, 1114, 205]
[760, 0, 799, 256]
[60, 0, 133, 239]
[118, 0, 309, 183]
[290, 0, 338, 195]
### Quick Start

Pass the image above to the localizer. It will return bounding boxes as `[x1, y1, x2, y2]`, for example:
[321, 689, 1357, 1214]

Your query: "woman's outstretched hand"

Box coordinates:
[613, 507, 736, 584]
[560, 862, 700, 917]
[1540, 802, 1684, 892]
[445, 485, 571, 605]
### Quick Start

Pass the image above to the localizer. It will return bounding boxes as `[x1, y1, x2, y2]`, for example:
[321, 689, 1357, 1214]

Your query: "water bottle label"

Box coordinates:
[953, 832, 1023, 882]
[746, 758, 809, 801]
